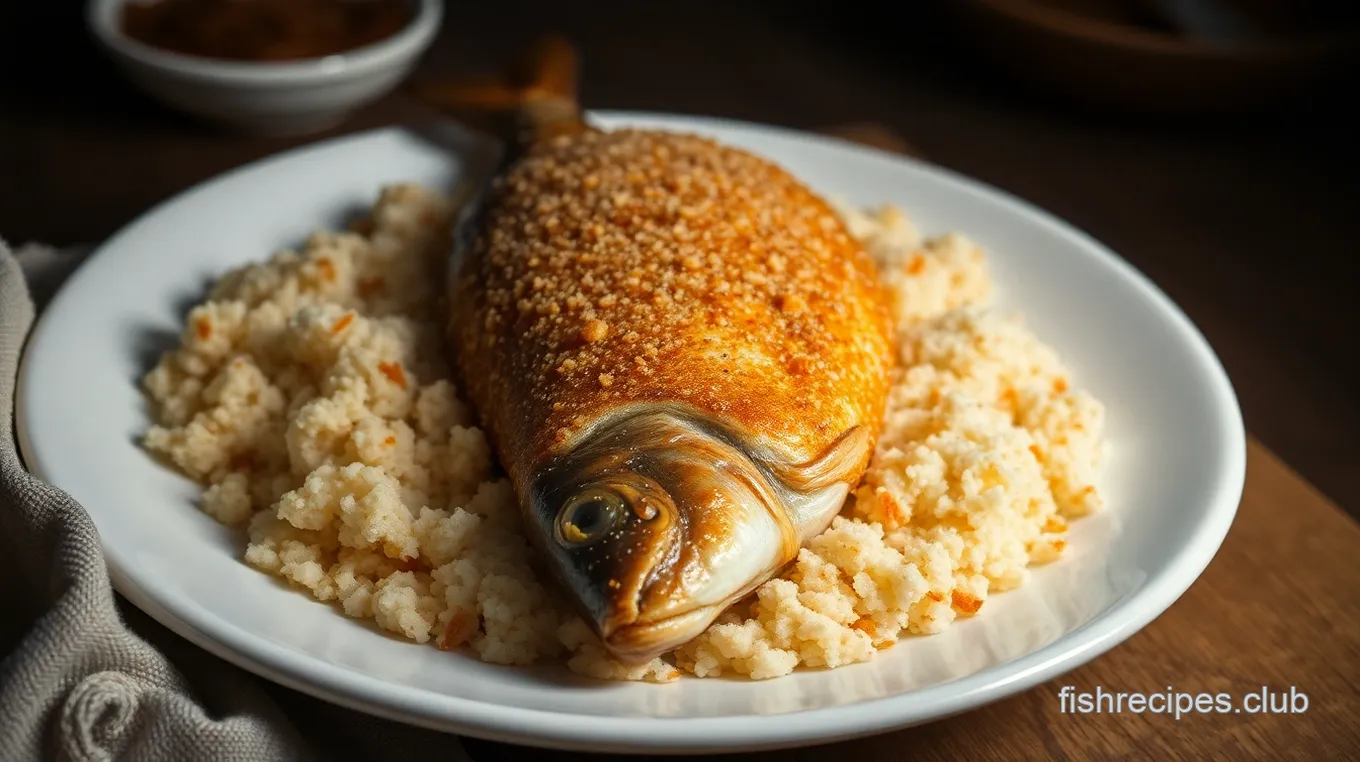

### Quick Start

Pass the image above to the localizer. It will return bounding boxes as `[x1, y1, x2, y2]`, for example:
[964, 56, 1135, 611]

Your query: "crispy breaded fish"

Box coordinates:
[434, 39, 894, 665]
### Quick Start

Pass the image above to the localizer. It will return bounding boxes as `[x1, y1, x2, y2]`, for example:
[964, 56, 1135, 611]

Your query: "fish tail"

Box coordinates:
[413, 34, 588, 162]
[507, 35, 588, 146]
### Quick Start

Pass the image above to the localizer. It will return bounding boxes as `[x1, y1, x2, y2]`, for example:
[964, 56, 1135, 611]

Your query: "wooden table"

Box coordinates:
[2, 5, 1356, 758]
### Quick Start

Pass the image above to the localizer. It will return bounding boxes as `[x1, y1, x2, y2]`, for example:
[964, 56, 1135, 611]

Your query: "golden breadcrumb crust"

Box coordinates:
[450, 128, 895, 487]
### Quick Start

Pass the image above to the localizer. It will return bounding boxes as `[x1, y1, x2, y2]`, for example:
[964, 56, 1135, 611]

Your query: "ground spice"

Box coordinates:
[122, 0, 411, 62]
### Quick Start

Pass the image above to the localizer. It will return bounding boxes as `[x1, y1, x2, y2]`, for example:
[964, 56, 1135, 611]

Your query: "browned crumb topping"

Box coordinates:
[331, 312, 355, 335]
[580, 318, 608, 343]
[951, 590, 983, 615]
[451, 128, 894, 473]
[378, 362, 407, 389]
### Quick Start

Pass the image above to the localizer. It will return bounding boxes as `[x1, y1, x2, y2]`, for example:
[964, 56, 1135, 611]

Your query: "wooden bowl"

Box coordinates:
[937, 0, 1360, 115]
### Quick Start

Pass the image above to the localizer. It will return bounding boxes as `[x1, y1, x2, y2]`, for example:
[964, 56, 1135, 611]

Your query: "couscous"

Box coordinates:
[141, 184, 1104, 682]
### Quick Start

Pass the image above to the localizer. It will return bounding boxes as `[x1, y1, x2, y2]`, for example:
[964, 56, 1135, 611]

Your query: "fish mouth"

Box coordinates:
[597, 555, 776, 666]
[599, 605, 721, 666]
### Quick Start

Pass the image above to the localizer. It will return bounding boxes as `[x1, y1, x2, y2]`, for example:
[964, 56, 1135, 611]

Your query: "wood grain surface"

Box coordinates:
[458, 125, 1360, 761]
[1, 6, 1356, 753]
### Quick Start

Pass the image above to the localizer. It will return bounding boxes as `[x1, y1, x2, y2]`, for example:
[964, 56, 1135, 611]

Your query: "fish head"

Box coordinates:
[528, 409, 807, 665]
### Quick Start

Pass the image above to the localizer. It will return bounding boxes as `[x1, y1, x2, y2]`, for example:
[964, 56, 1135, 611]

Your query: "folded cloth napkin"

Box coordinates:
[0, 240, 473, 762]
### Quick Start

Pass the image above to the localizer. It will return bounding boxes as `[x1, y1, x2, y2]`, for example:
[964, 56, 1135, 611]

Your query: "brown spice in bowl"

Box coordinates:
[121, 0, 412, 62]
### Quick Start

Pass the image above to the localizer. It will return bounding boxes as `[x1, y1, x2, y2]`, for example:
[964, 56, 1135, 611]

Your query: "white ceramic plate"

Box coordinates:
[16, 112, 1246, 754]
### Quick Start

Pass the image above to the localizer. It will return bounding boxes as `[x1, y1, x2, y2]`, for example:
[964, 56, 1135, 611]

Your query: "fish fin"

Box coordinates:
[760, 425, 874, 494]
[410, 34, 588, 158]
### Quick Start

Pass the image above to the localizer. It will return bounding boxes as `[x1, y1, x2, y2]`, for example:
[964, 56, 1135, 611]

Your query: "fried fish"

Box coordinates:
[433, 38, 895, 665]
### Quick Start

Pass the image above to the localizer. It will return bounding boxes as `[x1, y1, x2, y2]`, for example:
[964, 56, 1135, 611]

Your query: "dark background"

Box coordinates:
[1, 0, 1357, 519]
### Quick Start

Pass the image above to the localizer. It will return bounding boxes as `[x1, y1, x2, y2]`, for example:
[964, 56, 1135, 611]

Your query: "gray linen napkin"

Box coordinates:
[0, 240, 474, 762]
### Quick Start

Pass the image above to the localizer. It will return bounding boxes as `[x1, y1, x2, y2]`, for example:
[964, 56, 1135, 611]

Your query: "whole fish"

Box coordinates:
[431, 38, 895, 665]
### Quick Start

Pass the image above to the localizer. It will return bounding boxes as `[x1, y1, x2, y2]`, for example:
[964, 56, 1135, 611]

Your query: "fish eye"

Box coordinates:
[556, 488, 625, 546]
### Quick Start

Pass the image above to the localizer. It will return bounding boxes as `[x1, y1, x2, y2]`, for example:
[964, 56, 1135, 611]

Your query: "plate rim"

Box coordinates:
[15, 110, 1247, 754]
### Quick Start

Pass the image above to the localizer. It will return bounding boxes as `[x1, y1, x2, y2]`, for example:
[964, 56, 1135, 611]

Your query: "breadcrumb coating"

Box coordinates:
[450, 129, 896, 485]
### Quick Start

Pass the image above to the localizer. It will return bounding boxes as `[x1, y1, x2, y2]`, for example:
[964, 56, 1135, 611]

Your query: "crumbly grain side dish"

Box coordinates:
[141, 183, 1105, 682]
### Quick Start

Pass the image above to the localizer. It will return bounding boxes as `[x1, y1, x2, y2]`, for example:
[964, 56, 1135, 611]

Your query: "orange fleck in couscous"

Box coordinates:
[141, 183, 1104, 683]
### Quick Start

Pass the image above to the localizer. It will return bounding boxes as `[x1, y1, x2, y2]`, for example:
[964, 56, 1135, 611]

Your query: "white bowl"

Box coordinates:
[87, 0, 443, 136]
